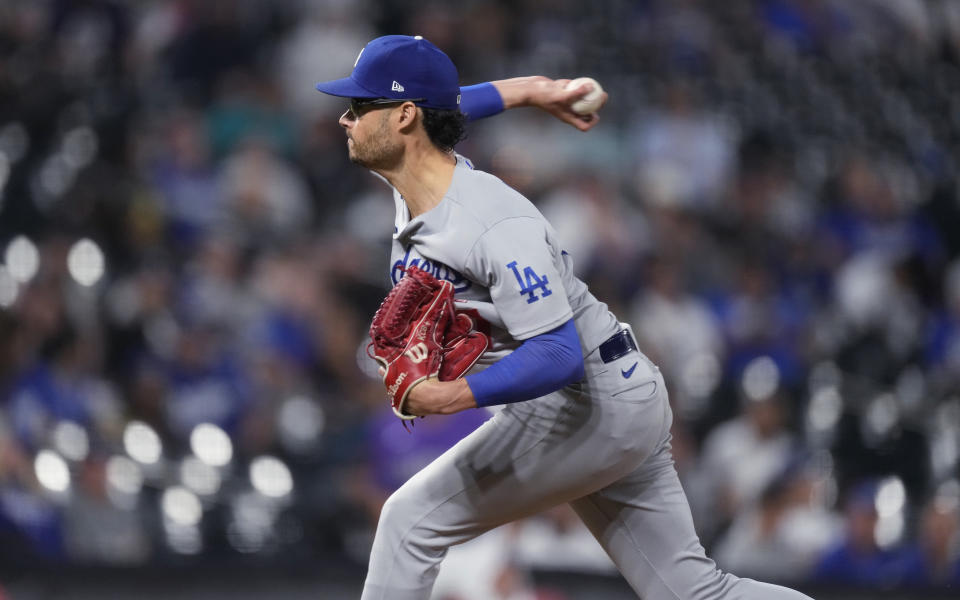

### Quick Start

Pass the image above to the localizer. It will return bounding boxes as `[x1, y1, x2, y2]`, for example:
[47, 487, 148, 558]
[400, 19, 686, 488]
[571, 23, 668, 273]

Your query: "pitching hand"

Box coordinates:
[491, 76, 608, 131]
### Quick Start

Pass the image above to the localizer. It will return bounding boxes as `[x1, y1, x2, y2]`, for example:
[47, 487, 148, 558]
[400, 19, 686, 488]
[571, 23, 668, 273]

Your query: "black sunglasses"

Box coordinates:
[347, 97, 426, 118]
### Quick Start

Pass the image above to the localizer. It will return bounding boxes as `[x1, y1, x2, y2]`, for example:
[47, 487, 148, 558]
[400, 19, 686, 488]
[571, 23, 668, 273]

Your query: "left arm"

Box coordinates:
[459, 76, 608, 131]
[405, 318, 584, 416]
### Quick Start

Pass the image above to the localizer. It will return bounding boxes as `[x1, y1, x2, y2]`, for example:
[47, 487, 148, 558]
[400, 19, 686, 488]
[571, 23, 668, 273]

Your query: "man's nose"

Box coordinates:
[339, 110, 352, 129]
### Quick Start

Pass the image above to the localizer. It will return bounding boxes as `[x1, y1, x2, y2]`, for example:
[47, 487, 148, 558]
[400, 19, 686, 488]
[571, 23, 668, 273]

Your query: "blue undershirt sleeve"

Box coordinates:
[459, 83, 505, 121]
[465, 319, 584, 407]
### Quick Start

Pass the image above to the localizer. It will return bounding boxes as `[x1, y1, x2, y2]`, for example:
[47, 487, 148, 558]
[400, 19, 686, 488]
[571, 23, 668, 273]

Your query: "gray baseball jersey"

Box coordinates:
[388, 155, 619, 365]
[364, 156, 813, 600]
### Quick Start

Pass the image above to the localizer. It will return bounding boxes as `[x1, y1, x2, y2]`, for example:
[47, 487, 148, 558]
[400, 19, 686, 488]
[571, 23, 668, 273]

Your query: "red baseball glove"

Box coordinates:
[369, 266, 488, 420]
[439, 311, 489, 382]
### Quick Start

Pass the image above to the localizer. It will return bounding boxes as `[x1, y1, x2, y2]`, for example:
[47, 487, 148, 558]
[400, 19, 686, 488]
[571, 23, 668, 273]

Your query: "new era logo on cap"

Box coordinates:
[315, 35, 461, 111]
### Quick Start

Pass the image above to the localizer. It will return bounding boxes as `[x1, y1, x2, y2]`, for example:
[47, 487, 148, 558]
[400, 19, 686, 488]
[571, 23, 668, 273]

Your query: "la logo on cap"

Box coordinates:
[392, 81, 405, 92]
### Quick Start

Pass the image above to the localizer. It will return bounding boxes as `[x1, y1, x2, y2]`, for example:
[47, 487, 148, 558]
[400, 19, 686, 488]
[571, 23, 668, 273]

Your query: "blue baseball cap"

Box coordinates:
[315, 35, 461, 111]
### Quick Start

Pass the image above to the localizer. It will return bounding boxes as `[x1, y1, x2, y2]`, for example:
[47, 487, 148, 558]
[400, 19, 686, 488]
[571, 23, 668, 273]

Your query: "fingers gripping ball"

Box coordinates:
[564, 77, 605, 115]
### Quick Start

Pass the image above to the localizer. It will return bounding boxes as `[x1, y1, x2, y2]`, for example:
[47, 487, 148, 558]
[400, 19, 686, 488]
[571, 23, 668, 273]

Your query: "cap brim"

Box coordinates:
[315, 76, 379, 99]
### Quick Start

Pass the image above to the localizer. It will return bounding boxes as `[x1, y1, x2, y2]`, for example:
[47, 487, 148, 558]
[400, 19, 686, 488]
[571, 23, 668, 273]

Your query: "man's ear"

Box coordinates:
[394, 102, 420, 134]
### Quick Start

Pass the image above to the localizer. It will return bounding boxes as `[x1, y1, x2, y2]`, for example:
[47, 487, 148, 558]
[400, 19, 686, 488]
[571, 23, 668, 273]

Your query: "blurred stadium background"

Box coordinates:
[1, 0, 959, 598]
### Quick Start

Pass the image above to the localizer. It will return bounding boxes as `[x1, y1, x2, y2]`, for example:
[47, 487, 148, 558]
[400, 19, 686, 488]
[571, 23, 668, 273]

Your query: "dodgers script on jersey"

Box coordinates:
[388, 155, 620, 366]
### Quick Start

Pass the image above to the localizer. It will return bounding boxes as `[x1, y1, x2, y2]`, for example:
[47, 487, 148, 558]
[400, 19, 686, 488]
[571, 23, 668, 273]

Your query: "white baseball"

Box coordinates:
[564, 77, 604, 115]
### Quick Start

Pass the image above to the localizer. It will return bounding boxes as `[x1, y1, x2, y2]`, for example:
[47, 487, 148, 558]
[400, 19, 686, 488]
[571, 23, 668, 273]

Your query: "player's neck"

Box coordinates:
[377, 144, 456, 218]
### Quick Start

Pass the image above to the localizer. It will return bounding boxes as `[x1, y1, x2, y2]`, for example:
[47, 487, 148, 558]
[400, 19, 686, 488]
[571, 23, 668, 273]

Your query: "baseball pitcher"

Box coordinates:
[315, 35, 815, 600]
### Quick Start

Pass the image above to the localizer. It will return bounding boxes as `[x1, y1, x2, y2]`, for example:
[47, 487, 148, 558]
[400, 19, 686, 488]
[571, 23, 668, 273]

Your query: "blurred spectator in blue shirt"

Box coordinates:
[812, 479, 924, 587]
[7, 326, 92, 449]
[149, 110, 225, 249]
[715, 261, 806, 387]
[819, 156, 943, 266]
[0, 414, 63, 561]
[161, 319, 250, 440]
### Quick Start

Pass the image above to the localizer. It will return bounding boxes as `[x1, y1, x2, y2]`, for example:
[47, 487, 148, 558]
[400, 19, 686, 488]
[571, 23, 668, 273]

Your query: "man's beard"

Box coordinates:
[349, 116, 402, 170]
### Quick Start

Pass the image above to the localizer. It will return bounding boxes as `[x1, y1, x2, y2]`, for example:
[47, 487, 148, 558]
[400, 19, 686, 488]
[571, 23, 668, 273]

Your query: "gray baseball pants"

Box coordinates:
[361, 339, 814, 600]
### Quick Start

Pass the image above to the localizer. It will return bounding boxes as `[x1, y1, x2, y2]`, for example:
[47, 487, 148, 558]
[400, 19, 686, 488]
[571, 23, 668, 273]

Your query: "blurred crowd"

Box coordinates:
[1, 0, 960, 596]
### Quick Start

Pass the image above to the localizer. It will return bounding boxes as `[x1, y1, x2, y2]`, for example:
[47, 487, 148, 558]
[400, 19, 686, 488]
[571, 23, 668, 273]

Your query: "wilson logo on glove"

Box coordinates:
[386, 372, 407, 399]
[368, 265, 490, 422]
[405, 343, 429, 363]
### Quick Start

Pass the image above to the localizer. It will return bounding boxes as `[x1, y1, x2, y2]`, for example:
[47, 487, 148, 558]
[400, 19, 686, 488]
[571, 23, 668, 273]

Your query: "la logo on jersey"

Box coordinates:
[507, 261, 552, 304]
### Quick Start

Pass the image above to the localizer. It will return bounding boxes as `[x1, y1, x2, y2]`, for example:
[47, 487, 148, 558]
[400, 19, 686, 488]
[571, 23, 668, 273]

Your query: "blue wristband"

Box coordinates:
[459, 83, 505, 121]
[466, 319, 584, 407]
